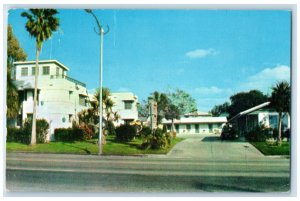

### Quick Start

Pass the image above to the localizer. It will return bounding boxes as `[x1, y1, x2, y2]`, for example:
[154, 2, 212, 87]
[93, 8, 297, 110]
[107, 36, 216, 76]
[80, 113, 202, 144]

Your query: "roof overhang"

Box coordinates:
[228, 101, 270, 123]
[13, 60, 70, 71]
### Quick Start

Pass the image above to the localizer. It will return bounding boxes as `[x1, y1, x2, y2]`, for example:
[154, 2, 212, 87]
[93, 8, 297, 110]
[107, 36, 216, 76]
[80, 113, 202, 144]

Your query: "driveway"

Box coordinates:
[167, 134, 264, 160]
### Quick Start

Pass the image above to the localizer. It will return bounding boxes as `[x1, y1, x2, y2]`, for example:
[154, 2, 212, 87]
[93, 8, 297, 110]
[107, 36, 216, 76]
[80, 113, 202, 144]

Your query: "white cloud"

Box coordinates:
[239, 65, 290, 93]
[185, 48, 219, 59]
[195, 86, 232, 95]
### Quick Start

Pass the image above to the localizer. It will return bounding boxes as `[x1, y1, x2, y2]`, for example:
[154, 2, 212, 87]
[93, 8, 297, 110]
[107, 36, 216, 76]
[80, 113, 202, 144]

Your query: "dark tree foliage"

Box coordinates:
[210, 102, 230, 117]
[7, 25, 27, 118]
[269, 81, 290, 145]
[228, 90, 268, 118]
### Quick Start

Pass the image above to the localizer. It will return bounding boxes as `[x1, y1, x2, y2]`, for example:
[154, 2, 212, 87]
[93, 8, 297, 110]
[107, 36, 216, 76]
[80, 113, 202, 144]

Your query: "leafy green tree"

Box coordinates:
[21, 9, 59, 145]
[210, 102, 230, 117]
[151, 91, 170, 123]
[164, 103, 180, 134]
[167, 89, 197, 115]
[7, 25, 27, 119]
[137, 100, 149, 119]
[270, 81, 290, 146]
[228, 90, 268, 118]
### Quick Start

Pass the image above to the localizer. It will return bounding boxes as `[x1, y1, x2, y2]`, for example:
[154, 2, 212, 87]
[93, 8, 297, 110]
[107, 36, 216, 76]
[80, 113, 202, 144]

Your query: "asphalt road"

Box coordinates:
[6, 152, 290, 193]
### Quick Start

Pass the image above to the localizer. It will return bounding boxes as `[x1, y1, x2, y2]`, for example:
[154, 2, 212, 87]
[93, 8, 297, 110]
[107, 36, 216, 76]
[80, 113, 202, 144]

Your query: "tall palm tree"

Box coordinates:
[93, 88, 118, 144]
[270, 81, 291, 146]
[21, 9, 59, 145]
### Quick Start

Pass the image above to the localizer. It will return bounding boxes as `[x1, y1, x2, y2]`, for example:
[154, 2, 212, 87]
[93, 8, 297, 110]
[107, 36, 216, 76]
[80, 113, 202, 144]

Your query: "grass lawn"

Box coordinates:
[250, 141, 290, 155]
[6, 136, 184, 155]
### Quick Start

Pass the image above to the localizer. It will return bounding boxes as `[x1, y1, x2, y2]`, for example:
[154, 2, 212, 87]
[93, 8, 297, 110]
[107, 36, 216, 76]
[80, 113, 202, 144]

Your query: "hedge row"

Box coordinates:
[54, 124, 95, 142]
[7, 119, 49, 144]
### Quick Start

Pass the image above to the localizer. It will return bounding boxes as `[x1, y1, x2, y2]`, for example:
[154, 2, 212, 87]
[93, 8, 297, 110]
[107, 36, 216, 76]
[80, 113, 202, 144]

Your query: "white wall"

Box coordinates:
[167, 123, 223, 134]
[110, 92, 139, 125]
[15, 61, 89, 141]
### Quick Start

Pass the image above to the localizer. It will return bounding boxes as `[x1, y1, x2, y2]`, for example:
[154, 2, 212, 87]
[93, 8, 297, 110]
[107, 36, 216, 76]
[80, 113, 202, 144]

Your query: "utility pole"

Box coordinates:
[85, 9, 109, 155]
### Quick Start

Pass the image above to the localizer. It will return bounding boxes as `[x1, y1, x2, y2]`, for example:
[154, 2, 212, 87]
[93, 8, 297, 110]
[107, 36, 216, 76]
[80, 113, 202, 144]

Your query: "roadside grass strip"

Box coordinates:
[250, 141, 290, 156]
[6, 137, 184, 155]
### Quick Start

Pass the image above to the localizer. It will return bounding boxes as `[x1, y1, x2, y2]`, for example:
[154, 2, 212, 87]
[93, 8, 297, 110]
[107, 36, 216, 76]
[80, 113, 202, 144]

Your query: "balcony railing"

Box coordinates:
[50, 75, 86, 87]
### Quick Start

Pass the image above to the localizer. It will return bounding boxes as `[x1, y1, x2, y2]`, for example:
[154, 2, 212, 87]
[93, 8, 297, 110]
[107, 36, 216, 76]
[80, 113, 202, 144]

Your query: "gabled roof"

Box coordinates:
[13, 60, 70, 71]
[228, 102, 270, 122]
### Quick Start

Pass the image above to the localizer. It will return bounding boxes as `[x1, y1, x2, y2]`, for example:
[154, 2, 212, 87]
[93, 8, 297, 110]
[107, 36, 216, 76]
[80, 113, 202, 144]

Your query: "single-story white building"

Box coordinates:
[228, 102, 290, 136]
[162, 116, 227, 134]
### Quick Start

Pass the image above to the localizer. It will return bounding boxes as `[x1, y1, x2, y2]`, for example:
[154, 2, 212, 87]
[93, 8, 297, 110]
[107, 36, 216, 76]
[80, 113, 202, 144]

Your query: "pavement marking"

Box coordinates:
[6, 157, 290, 167]
[6, 166, 290, 178]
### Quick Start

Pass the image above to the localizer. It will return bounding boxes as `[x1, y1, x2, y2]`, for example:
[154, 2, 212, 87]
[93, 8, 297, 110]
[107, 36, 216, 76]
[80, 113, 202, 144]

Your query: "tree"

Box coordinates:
[164, 103, 180, 135]
[151, 91, 170, 123]
[21, 9, 59, 145]
[228, 90, 268, 118]
[270, 81, 290, 146]
[167, 89, 197, 115]
[137, 100, 149, 119]
[93, 88, 119, 143]
[210, 102, 230, 117]
[7, 25, 27, 119]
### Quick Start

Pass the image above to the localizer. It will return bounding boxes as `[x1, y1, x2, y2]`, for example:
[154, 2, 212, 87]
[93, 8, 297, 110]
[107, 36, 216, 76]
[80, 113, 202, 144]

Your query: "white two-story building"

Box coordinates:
[10, 60, 90, 141]
[110, 92, 139, 125]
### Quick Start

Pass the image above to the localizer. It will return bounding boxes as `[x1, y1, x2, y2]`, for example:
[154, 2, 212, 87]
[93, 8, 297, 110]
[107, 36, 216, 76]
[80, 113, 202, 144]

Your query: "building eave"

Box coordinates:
[13, 60, 70, 71]
[228, 101, 271, 123]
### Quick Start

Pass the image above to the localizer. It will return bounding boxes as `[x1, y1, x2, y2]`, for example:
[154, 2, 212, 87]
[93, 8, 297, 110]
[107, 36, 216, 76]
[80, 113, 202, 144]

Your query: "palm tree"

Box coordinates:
[94, 88, 117, 144]
[21, 9, 59, 145]
[270, 81, 291, 146]
[152, 91, 169, 123]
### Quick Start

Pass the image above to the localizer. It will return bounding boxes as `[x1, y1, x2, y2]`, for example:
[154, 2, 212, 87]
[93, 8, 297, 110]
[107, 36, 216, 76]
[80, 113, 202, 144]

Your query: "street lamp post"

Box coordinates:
[85, 9, 109, 155]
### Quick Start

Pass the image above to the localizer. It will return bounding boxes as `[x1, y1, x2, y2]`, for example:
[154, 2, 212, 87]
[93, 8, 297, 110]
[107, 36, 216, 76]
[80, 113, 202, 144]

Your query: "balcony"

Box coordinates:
[50, 75, 86, 87]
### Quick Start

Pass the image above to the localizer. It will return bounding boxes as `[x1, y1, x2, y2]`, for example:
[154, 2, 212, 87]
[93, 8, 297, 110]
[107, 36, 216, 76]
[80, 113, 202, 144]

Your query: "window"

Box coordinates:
[208, 124, 213, 132]
[167, 125, 171, 130]
[27, 113, 33, 122]
[56, 67, 59, 76]
[42, 66, 50, 75]
[195, 124, 199, 133]
[79, 95, 86, 106]
[187, 124, 191, 131]
[21, 67, 28, 76]
[69, 114, 73, 123]
[32, 67, 36, 75]
[69, 91, 73, 100]
[175, 124, 179, 133]
[124, 101, 133, 110]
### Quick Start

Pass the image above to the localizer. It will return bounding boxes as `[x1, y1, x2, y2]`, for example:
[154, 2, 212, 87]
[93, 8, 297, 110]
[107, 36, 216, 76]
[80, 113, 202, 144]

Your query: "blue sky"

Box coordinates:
[8, 9, 291, 112]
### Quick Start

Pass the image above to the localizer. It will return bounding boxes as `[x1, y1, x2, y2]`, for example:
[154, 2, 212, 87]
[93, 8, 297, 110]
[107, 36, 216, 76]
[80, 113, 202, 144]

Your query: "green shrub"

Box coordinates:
[7, 119, 49, 144]
[7, 127, 30, 144]
[23, 119, 49, 143]
[141, 128, 171, 150]
[139, 126, 152, 137]
[54, 123, 95, 142]
[106, 120, 116, 136]
[245, 125, 271, 142]
[54, 128, 73, 142]
[78, 124, 95, 140]
[115, 124, 137, 142]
